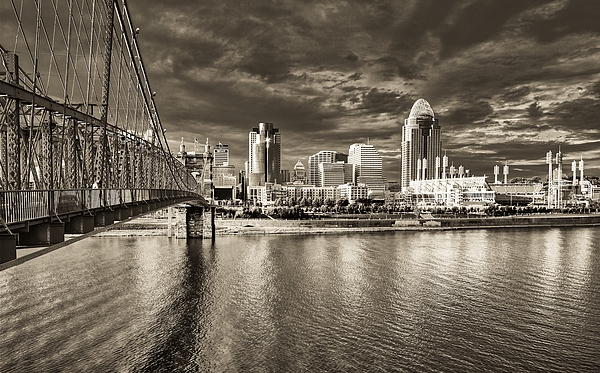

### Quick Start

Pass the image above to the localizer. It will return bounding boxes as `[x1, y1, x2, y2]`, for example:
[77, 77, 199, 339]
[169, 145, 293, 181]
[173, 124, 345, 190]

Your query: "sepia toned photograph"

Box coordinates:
[1, 0, 600, 372]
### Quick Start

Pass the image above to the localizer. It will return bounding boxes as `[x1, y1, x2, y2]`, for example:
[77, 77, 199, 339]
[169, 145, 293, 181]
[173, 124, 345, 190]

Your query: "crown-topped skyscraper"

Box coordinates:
[401, 99, 442, 191]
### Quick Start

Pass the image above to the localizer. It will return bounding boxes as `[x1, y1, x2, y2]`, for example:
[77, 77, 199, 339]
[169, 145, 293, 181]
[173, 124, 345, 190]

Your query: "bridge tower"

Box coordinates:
[0, 0, 203, 263]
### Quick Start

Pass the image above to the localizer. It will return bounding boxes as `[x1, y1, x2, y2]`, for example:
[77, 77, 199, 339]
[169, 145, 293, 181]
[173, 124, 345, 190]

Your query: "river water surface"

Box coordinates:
[1, 227, 599, 372]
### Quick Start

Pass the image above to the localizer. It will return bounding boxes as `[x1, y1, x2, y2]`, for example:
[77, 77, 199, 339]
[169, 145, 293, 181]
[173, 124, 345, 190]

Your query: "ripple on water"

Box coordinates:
[1, 228, 599, 372]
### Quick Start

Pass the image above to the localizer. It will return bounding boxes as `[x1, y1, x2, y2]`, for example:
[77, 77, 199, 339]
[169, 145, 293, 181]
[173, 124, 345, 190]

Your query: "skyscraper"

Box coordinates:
[213, 142, 229, 166]
[308, 151, 337, 186]
[248, 122, 281, 186]
[348, 143, 382, 180]
[401, 98, 442, 190]
[348, 143, 385, 199]
[319, 162, 345, 187]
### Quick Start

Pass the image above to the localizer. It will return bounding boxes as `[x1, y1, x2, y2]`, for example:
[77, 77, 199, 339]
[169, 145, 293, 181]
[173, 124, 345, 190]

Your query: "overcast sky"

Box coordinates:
[128, 0, 600, 181]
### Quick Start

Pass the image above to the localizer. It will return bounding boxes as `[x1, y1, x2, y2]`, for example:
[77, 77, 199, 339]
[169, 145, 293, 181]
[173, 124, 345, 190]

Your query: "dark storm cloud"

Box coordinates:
[374, 56, 423, 80]
[500, 120, 551, 134]
[546, 98, 600, 137]
[355, 88, 413, 116]
[527, 0, 600, 42]
[527, 102, 544, 118]
[386, 1, 455, 53]
[436, 0, 554, 58]
[499, 86, 531, 104]
[157, 78, 333, 135]
[234, 39, 293, 83]
[345, 52, 359, 63]
[585, 80, 600, 98]
[124, 0, 600, 178]
[442, 101, 495, 131]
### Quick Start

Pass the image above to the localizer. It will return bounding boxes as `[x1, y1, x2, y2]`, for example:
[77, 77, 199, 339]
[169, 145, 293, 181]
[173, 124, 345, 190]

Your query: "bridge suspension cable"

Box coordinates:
[0, 0, 198, 192]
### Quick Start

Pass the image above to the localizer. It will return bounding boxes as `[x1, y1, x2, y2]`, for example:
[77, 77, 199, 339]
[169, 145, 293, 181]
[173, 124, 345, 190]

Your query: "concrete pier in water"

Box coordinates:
[169, 203, 215, 240]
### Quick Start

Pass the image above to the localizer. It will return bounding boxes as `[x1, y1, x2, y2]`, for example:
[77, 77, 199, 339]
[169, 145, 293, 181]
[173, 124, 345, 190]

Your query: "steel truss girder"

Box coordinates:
[0, 81, 194, 191]
[1, 0, 198, 193]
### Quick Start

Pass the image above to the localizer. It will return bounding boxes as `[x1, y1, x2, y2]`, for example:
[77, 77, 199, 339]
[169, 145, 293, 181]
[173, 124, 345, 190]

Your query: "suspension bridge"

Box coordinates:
[0, 0, 205, 263]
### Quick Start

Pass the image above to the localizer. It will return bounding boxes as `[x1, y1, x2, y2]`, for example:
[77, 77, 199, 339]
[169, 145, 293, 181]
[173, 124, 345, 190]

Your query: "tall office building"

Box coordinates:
[348, 143, 382, 180]
[248, 122, 281, 186]
[214, 142, 230, 166]
[319, 162, 346, 187]
[348, 143, 384, 199]
[401, 98, 442, 190]
[308, 151, 337, 186]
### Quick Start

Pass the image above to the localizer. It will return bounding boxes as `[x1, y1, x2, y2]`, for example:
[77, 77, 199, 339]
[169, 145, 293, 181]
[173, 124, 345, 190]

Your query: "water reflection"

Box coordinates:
[1, 228, 599, 372]
[335, 236, 367, 311]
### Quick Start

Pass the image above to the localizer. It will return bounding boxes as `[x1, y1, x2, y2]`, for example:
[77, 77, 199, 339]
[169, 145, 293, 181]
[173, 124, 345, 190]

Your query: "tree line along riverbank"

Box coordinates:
[98, 212, 600, 237]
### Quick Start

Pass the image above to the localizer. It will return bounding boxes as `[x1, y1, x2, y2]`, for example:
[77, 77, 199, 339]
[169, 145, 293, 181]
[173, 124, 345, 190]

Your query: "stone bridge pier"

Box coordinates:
[170, 202, 215, 240]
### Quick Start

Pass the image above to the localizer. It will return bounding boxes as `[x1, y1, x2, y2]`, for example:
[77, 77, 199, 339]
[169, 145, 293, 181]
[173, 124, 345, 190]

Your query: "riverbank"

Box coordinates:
[97, 213, 600, 237]
[96, 218, 171, 236]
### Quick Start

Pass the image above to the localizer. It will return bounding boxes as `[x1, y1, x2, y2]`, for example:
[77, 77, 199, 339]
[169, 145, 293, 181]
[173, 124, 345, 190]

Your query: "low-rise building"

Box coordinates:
[338, 183, 370, 204]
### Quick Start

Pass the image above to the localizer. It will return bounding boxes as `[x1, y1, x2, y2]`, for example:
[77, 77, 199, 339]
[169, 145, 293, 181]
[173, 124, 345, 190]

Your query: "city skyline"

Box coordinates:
[128, 0, 600, 181]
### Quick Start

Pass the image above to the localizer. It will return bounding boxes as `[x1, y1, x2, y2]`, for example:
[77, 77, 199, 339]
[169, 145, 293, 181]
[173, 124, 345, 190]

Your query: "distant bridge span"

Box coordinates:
[0, 1, 207, 263]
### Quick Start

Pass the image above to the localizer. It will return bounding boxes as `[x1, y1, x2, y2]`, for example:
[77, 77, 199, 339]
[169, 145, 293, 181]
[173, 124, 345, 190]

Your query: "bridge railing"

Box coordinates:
[0, 190, 49, 225]
[0, 189, 199, 225]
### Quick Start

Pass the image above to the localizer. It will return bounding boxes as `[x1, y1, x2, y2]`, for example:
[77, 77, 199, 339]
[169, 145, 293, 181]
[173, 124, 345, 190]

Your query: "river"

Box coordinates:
[1, 227, 599, 372]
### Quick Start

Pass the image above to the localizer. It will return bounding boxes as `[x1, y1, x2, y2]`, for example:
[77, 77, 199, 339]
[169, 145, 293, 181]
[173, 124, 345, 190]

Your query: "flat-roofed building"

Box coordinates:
[308, 151, 337, 186]
[338, 183, 370, 204]
[319, 162, 345, 187]
[213, 165, 236, 187]
[349, 143, 385, 198]
[349, 143, 382, 180]
[284, 184, 340, 203]
[357, 176, 386, 199]
[213, 142, 230, 166]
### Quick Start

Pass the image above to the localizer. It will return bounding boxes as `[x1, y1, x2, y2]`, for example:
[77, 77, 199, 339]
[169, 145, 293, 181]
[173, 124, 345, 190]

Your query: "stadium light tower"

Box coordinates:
[442, 152, 448, 180]
[556, 149, 563, 208]
[579, 156, 584, 185]
[546, 151, 553, 209]
[494, 165, 499, 184]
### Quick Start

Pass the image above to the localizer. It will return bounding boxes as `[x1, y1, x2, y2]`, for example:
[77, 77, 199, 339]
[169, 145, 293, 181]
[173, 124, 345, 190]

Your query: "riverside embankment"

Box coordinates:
[213, 214, 600, 235]
[99, 213, 600, 236]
